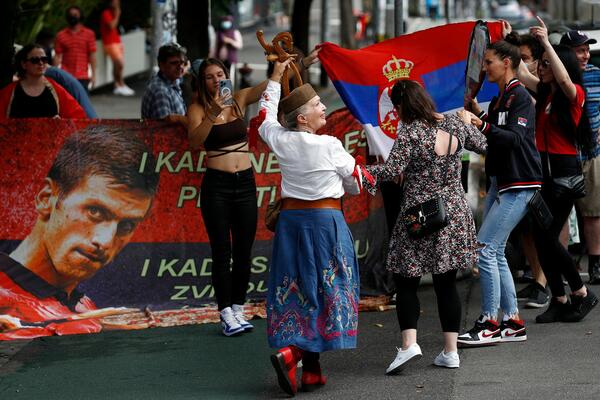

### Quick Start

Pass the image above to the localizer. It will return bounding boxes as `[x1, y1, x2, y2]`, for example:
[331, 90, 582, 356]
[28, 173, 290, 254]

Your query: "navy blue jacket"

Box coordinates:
[478, 78, 542, 193]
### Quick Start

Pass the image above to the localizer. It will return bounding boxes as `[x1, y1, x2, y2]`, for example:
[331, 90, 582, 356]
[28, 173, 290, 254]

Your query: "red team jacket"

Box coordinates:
[0, 253, 102, 340]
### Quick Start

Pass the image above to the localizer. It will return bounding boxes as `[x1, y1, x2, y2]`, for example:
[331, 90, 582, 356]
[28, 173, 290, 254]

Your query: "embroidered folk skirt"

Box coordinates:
[267, 209, 359, 353]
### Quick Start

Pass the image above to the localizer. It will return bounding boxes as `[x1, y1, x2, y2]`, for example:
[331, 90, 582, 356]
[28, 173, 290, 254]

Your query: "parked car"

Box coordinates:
[491, 0, 533, 22]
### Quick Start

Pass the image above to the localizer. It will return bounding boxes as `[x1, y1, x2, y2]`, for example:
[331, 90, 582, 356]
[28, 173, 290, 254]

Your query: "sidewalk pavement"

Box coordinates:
[1, 277, 599, 399]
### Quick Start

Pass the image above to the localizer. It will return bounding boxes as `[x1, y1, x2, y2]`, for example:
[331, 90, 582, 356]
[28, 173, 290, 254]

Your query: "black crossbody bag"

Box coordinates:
[403, 133, 452, 239]
[543, 126, 586, 199]
[528, 190, 553, 230]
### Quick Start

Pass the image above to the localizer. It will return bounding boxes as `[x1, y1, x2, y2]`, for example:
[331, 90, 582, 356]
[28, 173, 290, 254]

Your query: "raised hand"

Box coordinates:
[501, 19, 512, 38]
[209, 89, 232, 118]
[464, 95, 482, 115]
[272, 58, 294, 82]
[530, 16, 549, 46]
[302, 47, 321, 68]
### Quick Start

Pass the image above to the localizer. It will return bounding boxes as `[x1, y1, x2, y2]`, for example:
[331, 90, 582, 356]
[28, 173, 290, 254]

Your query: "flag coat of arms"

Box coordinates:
[319, 21, 504, 157]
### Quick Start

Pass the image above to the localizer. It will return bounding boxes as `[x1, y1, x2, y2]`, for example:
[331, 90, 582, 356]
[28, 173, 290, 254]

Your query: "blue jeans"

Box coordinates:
[478, 177, 535, 319]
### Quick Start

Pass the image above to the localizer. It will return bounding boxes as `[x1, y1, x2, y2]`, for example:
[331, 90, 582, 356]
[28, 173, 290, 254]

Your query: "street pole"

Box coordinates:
[372, 0, 380, 42]
[395, 0, 404, 36]
[320, 0, 329, 87]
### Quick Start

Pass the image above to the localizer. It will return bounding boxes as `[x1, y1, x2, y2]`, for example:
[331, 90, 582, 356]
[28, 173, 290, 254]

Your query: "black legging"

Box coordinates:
[394, 269, 461, 332]
[532, 185, 584, 297]
[200, 167, 258, 310]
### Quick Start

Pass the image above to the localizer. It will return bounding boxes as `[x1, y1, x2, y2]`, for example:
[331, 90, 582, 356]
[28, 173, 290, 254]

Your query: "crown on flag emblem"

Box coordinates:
[382, 56, 414, 82]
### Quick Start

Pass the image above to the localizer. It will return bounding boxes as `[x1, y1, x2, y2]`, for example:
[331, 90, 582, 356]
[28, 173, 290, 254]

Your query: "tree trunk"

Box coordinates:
[291, 0, 314, 55]
[339, 0, 357, 49]
[178, 0, 210, 106]
[0, 0, 19, 87]
[178, 0, 210, 61]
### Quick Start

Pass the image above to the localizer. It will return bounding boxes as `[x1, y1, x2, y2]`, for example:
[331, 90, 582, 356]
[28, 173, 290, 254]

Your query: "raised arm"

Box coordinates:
[256, 61, 294, 145]
[455, 111, 487, 154]
[235, 80, 268, 111]
[530, 16, 577, 101]
[517, 58, 539, 93]
[364, 124, 412, 195]
[107, 4, 121, 30]
[462, 90, 533, 150]
[236, 59, 292, 109]
[187, 92, 232, 150]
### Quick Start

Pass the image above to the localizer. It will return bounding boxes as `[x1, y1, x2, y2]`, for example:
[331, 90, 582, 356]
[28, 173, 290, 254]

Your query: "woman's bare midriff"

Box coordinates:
[206, 142, 252, 172]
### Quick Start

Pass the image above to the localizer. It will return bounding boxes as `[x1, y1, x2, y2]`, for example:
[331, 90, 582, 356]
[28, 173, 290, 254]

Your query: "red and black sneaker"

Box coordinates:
[270, 346, 303, 396]
[301, 368, 327, 392]
[499, 318, 527, 342]
[457, 315, 501, 347]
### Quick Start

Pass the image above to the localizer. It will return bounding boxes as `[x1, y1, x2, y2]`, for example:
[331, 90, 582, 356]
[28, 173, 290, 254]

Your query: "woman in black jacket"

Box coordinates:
[458, 32, 543, 347]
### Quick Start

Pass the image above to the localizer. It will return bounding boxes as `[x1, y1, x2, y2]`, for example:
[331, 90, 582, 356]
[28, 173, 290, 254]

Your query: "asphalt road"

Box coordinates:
[1, 278, 599, 399]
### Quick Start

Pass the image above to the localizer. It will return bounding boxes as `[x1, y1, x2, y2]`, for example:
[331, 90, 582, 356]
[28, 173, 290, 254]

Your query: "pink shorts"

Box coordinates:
[104, 43, 124, 62]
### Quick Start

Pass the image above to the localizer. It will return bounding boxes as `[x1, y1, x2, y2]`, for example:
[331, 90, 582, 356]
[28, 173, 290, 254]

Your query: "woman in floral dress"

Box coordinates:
[365, 79, 487, 373]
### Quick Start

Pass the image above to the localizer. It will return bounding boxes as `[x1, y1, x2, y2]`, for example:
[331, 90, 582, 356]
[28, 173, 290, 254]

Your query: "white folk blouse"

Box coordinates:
[258, 80, 359, 200]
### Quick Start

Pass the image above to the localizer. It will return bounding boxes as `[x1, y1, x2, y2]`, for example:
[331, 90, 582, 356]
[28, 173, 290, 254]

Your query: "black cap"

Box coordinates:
[560, 30, 597, 47]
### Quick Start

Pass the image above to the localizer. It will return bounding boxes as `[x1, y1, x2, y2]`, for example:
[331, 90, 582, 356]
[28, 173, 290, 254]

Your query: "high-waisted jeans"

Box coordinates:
[478, 177, 535, 318]
[201, 168, 257, 310]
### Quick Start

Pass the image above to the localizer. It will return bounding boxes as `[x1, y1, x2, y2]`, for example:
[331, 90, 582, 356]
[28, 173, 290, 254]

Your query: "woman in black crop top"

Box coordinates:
[186, 58, 293, 337]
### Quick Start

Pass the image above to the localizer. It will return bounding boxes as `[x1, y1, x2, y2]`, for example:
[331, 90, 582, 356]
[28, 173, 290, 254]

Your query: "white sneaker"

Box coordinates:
[231, 304, 254, 331]
[113, 85, 135, 96]
[220, 307, 244, 336]
[433, 350, 460, 368]
[385, 343, 422, 375]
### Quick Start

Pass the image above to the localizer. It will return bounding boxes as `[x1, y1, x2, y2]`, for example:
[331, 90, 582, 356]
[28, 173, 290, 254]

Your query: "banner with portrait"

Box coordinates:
[0, 111, 388, 340]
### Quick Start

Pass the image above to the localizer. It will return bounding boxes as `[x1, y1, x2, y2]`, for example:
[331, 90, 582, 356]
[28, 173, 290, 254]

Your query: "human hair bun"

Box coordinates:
[504, 32, 522, 46]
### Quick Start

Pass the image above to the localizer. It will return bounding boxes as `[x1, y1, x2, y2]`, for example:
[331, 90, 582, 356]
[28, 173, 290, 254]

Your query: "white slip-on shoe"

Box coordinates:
[433, 350, 460, 368]
[385, 343, 422, 375]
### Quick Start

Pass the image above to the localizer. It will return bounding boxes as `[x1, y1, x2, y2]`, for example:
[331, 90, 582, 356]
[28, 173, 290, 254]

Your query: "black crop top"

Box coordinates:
[204, 118, 248, 151]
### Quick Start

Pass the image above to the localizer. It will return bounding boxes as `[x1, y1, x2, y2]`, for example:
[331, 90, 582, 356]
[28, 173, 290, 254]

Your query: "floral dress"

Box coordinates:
[366, 114, 487, 277]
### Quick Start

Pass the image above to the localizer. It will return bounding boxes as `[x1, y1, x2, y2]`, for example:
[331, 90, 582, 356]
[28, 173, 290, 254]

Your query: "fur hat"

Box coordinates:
[280, 84, 318, 114]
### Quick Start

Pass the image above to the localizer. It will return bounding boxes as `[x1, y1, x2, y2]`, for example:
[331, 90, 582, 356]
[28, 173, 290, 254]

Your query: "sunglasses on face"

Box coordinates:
[539, 59, 551, 69]
[27, 56, 49, 65]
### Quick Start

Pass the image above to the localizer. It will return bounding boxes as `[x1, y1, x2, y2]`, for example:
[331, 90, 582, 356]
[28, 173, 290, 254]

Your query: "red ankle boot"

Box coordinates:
[270, 346, 303, 396]
[301, 362, 327, 392]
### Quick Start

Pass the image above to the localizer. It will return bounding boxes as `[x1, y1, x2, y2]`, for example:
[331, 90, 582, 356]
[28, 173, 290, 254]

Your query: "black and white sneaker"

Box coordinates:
[525, 284, 550, 308]
[457, 315, 501, 347]
[499, 318, 527, 342]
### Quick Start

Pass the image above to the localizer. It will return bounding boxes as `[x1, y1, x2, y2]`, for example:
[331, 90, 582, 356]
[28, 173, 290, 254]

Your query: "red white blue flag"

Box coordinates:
[319, 21, 503, 157]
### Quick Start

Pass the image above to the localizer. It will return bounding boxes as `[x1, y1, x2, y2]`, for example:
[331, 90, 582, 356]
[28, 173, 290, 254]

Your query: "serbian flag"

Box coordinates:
[319, 21, 503, 157]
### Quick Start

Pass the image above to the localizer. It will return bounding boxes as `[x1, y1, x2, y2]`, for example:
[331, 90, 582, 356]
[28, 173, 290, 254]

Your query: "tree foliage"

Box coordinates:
[14, 0, 151, 46]
[15, 0, 101, 45]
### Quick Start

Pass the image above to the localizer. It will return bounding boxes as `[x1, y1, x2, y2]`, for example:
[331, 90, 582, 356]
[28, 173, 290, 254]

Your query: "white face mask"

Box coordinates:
[526, 60, 538, 74]
[221, 21, 232, 30]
